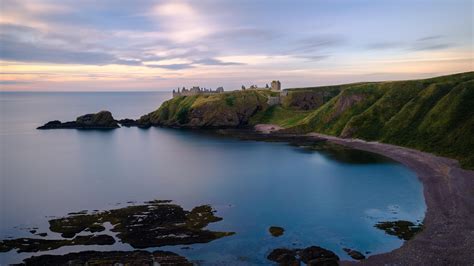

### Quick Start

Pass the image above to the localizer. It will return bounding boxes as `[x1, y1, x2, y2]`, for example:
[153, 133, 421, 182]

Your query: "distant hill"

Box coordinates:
[138, 72, 474, 169]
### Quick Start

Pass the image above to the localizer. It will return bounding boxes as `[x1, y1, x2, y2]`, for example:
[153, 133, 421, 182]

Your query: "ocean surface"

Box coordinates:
[0, 92, 426, 264]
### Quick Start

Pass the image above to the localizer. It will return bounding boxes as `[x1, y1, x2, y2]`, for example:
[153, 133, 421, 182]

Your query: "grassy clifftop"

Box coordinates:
[140, 72, 474, 168]
[138, 90, 274, 127]
[285, 72, 474, 168]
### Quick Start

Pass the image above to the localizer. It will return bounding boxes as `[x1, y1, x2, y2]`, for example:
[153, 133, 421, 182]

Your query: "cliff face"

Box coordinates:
[138, 90, 271, 128]
[138, 72, 474, 168]
[281, 86, 341, 110]
[286, 72, 474, 168]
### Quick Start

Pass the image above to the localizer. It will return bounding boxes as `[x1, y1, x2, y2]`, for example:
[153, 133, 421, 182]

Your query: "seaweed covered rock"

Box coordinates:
[267, 246, 339, 265]
[37, 111, 119, 129]
[300, 246, 339, 265]
[343, 248, 365, 260]
[47, 201, 234, 249]
[0, 235, 114, 253]
[269, 226, 285, 237]
[374, 220, 423, 240]
[267, 248, 298, 265]
[22, 250, 192, 265]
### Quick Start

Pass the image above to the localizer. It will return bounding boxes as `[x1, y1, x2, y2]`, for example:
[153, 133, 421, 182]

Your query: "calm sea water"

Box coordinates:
[0, 92, 426, 265]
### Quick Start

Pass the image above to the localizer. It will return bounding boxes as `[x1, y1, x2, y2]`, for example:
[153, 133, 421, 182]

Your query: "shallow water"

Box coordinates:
[0, 92, 426, 264]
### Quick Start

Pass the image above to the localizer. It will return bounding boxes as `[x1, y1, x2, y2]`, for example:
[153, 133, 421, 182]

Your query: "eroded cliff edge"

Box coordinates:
[134, 72, 474, 169]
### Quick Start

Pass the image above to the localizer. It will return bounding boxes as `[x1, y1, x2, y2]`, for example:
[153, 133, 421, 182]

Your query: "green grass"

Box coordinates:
[285, 71, 474, 168]
[249, 106, 311, 127]
[140, 72, 474, 169]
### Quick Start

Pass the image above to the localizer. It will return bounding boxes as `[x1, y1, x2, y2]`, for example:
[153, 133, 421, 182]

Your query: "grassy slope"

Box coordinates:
[141, 72, 473, 168]
[139, 90, 272, 126]
[284, 72, 474, 168]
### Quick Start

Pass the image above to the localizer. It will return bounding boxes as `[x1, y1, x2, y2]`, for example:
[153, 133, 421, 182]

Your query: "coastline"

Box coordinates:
[254, 125, 474, 265]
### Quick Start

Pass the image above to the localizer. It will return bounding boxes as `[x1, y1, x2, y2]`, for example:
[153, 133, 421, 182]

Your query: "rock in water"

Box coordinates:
[267, 246, 340, 265]
[343, 248, 366, 260]
[37, 111, 119, 129]
[269, 226, 285, 237]
[22, 250, 192, 265]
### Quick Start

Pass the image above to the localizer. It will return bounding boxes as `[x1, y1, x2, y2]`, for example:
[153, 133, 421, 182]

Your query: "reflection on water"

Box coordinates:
[0, 92, 426, 264]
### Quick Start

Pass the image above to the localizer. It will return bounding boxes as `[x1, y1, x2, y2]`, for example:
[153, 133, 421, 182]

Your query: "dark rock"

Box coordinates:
[22, 250, 192, 265]
[29, 230, 36, 234]
[374, 220, 423, 240]
[268, 246, 339, 266]
[343, 248, 365, 260]
[37, 111, 119, 129]
[118, 118, 139, 127]
[36, 233, 47, 237]
[269, 226, 285, 237]
[47, 201, 234, 249]
[267, 248, 299, 265]
[300, 246, 339, 264]
[0, 234, 114, 253]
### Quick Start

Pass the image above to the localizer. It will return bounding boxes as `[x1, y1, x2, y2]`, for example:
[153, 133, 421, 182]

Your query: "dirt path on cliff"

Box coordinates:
[305, 133, 474, 265]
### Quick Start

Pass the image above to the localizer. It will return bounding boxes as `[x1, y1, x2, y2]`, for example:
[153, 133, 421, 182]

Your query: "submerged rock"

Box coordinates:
[0, 235, 114, 253]
[37, 111, 119, 129]
[267, 246, 339, 265]
[342, 248, 365, 260]
[22, 250, 192, 265]
[300, 246, 339, 265]
[267, 248, 299, 265]
[374, 220, 423, 240]
[0, 200, 233, 254]
[269, 226, 285, 237]
[47, 200, 234, 249]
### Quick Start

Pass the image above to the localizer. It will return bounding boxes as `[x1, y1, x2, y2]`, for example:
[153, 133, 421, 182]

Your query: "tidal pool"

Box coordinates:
[0, 92, 426, 264]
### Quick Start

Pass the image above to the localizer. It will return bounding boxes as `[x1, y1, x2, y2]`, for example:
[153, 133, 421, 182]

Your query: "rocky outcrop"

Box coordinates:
[22, 250, 192, 265]
[282, 88, 341, 110]
[267, 246, 340, 265]
[37, 111, 119, 129]
[137, 90, 270, 128]
[343, 248, 365, 260]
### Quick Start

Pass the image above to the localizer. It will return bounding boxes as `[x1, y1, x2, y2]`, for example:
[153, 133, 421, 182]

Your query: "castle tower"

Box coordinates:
[271, 80, 281, 91]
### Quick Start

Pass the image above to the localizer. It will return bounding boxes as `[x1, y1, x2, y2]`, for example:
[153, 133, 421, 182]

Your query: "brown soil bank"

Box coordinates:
[306, 133, 474, 265]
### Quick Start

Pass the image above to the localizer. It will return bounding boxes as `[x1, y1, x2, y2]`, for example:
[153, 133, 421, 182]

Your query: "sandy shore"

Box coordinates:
[254, 125, 474, 265]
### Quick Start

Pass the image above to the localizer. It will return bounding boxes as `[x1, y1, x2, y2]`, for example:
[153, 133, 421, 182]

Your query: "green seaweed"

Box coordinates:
[374, 220, 423, 240]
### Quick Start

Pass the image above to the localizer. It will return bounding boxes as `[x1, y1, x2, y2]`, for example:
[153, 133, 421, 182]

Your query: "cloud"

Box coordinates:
[417, 35, 443, 41]
[365, 35, 453, 52]
[149, 2, 213, 43]
[366, 42, 403, 50]
[290, 35, 345, 53]
[193, 58, 243, 66]
[147, 63, 194, 70]
[412, 35, 453, 51]
[0, 38, 117, 65]
[0, 80, 30, 85]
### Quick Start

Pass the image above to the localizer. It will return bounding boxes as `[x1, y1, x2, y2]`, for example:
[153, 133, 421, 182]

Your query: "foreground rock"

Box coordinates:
[267, 246, 340, 265]
[342, 248, 365, 260]
[269, 226, 285, 237]
[0, 235, 114, 253]
[22, 250, 192, 265]
[37, 111, 119, 129]
[374, 220, 423, 241]
[0, 200, 233, 254]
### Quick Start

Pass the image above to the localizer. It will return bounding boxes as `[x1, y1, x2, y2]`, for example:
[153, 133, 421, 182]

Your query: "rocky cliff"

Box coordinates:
[38, 111, 119, 129]
[137, 90, 273, 128]
[142, 72, 473, 168]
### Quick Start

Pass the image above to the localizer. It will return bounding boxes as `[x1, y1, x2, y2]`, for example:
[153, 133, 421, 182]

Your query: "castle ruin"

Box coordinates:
[172, 80, 285, 105]
[173, 86, 224, 97]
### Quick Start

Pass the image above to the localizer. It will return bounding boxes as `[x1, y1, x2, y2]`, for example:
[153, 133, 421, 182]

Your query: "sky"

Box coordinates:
[0, 0, 472, 91]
